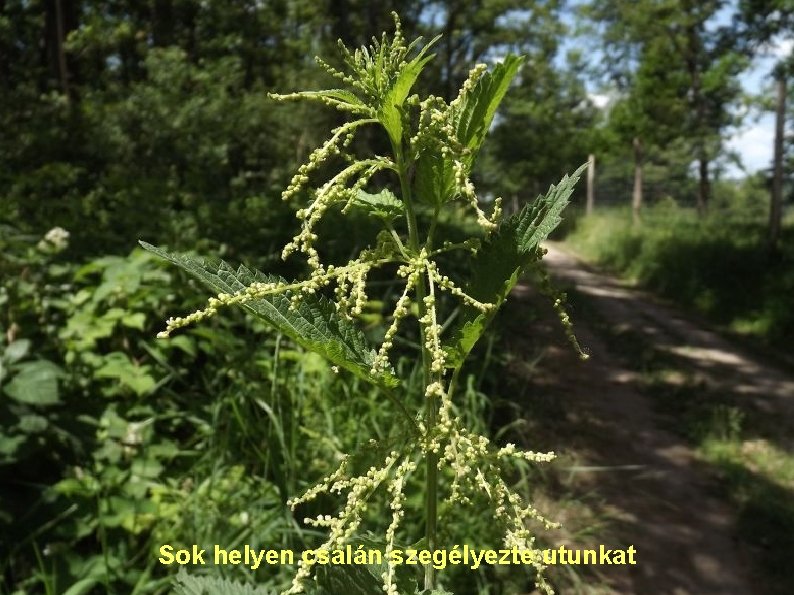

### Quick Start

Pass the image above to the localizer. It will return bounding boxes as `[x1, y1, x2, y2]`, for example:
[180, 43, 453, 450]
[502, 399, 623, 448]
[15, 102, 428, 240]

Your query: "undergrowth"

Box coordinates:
[563, 203, 794, 349]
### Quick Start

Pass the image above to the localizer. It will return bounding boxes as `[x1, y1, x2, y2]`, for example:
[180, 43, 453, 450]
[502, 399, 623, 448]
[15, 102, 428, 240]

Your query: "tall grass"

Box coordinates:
[563, 201, 794, 348]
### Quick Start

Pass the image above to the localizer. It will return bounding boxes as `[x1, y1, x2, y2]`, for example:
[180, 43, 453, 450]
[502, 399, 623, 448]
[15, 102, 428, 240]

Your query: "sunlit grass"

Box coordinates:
[562, 203, 794, 349]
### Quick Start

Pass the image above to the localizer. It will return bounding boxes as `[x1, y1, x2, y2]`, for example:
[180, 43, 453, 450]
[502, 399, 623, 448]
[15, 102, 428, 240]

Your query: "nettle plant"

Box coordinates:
[144, 15, 586, 595]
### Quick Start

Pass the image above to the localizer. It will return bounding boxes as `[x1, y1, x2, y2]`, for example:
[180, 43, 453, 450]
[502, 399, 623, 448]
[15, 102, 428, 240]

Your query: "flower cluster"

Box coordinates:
[281, 152, 395, 269]
[284, 450, 400, 595]
[37, 226, 70, 253]
[155, 252, 397, 339]
[372, 250, 493, 375]
[427, 380, 558, 594]
[383, 457, 417, 594]
[152, 15, 577, 595]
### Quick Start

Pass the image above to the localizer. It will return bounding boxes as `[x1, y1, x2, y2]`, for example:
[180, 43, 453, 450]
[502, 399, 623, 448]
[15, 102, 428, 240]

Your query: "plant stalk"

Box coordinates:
[395, 146, 438, 591]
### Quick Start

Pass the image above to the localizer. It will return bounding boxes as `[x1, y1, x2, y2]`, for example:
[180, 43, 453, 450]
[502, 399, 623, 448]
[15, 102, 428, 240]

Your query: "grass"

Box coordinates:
[567, 291, 794, 595]
[562, 202, 794, 350]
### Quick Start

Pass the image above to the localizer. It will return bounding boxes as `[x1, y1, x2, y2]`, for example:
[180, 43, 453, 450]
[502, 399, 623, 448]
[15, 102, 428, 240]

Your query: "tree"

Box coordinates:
[735, 0, 794, 250]
[484, 46, 597, 210]
[417, 0, 565, 100]
[769, 70, 787, 250]
[584, 0, 746, 216]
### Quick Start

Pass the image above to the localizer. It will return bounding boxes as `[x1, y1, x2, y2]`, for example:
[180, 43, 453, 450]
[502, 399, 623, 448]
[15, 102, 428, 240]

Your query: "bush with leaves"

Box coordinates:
[146, 14, 585, 595]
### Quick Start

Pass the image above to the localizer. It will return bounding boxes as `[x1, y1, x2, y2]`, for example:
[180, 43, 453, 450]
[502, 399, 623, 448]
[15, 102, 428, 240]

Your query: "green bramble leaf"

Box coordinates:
[444, 164, 586, 366]
[139, 242, 400, 389]
[94, 352, 157, 396]
[349, 188, 404, 220]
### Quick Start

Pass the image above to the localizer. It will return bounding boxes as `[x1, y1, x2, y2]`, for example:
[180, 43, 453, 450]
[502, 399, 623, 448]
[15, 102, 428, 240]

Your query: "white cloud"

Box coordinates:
[769, 37, 793, 59]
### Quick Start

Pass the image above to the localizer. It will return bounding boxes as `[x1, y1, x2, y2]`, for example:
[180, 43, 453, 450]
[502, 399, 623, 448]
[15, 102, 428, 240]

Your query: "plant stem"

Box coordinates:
[394, 145, 438, 591]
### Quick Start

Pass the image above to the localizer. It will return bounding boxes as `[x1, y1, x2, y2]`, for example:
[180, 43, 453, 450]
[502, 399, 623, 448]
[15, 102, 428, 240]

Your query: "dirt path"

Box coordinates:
[507, 244, 794, 594]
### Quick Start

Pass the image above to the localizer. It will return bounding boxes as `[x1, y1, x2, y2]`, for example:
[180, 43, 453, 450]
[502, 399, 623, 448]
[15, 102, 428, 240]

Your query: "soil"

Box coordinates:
[502, 243, 794, 595]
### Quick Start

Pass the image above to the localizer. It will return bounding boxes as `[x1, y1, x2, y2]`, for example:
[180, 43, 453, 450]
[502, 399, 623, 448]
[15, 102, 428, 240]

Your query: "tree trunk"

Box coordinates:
[54, 0, 70, 96]
[682, 1, 710, 216]
[586, 153, 596, 216]
[769, 74, 786, 252]
[697, 156, 710, 217]
[632, 138, 643, 225]
[0, 0, 7, 85]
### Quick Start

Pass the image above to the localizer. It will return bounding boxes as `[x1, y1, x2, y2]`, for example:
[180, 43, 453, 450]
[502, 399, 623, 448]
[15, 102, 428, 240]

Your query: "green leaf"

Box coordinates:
[3, 339, 31, 364]
[413, 153, 456, 207]
[309, 535, 421, 595]
[121, 312, 146, 330]
[379, 40, 438, 147]
[62, 578, 101, 595]
[414, 55, 523, 206]
[0, 435, 25, 458]
[455, 55, 525, 160]
[94, 352, 157, 396]
[349, 188, 404, 220]
[17, 413, 48, 434]
[3, 360, 64, 405]
[168, 335, 197, 357]
[514, 164, 587, 252]
[444, 164, 585, 366]
[139, 242, 399, 389]
[172, 570, 273, 595]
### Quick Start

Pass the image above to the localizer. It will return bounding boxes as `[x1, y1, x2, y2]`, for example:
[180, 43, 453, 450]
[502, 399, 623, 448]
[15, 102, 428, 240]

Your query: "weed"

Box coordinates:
[145, 14, 585, 595]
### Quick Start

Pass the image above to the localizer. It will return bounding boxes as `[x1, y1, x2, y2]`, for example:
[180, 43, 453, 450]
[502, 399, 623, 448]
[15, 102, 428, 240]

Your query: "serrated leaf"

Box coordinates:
[379, 40, 438, 147]
[309, 535, 421, 595]
[349, 188, 404, 220]
[172, 571, 273, 595]
[456, 55, 524, 160]
[414, 153, 456, 206]
[515, 164, 587, 252]
[277, 89, 370, 115]
[444, 165, 585, 366]
[415, 55, 523, 206]
[140, 242, 399, 389]
[3, 360, 64, 406]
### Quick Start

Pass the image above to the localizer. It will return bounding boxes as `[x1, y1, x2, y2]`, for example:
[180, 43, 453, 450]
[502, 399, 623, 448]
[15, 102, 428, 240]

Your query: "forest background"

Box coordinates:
[1, 1, 792, 594]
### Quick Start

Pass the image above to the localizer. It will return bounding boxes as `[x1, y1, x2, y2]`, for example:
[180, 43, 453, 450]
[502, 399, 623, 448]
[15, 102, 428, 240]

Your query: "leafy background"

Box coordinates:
[2, 1, 792, 594]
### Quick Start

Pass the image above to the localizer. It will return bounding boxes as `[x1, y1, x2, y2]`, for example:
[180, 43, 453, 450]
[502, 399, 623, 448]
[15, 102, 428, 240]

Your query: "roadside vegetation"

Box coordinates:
[2, 1, 792, 594]
[563, 288, 794, 595]
[563, 189, 794, 349]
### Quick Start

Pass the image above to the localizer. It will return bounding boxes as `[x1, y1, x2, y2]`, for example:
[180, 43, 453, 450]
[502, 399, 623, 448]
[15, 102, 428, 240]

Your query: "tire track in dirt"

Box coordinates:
[507, 244, 794, 594]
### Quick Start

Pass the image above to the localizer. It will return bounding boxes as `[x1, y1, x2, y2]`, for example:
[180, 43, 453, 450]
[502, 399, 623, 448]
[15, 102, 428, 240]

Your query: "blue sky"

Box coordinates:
[725, 39, 791, 175]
